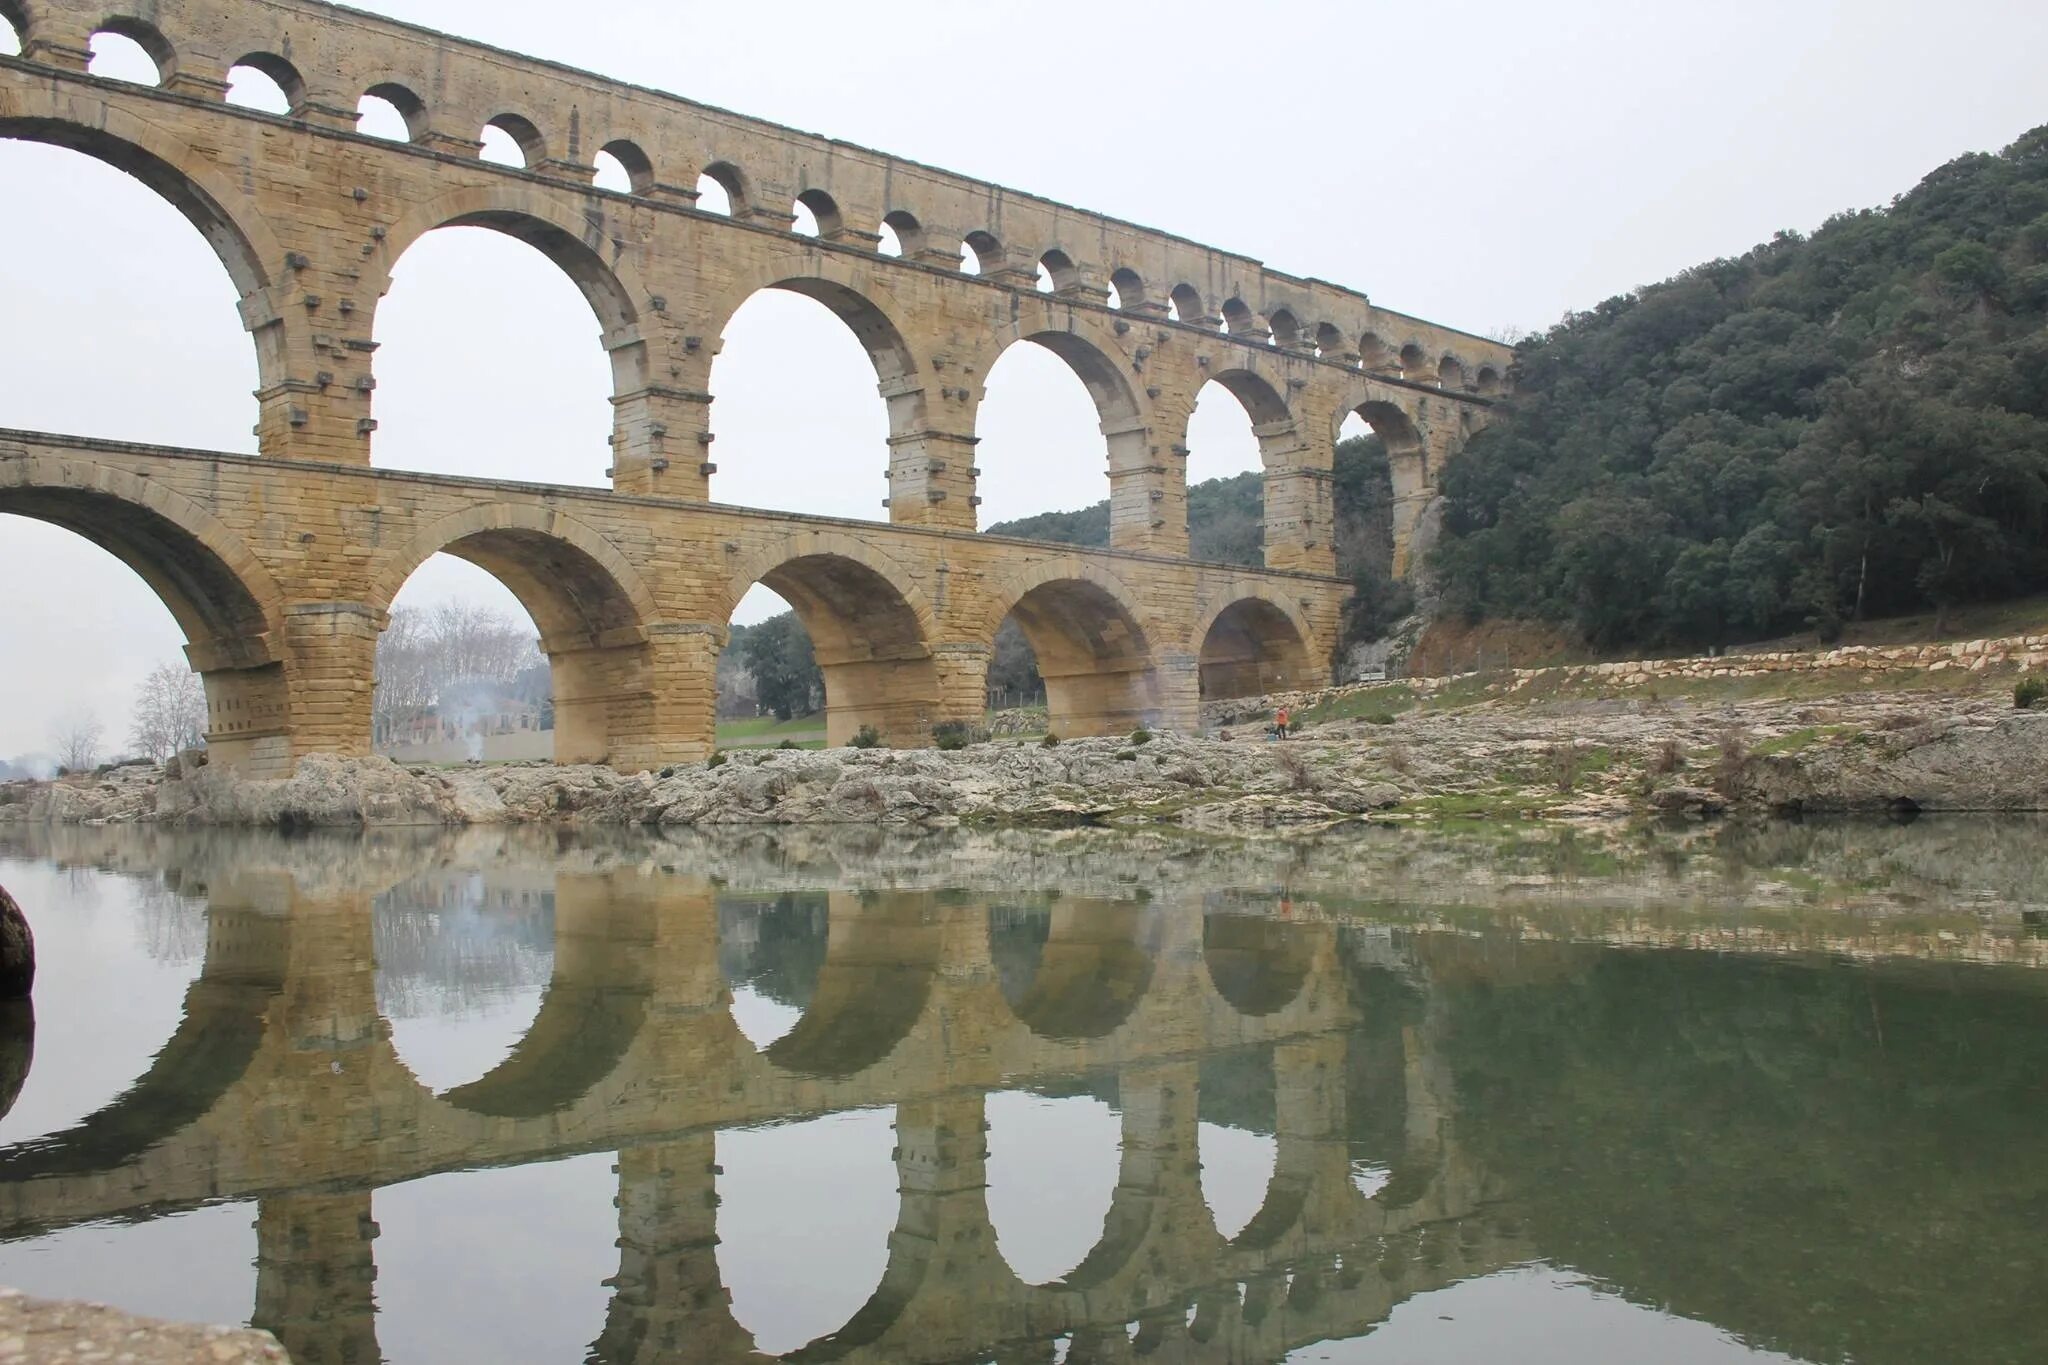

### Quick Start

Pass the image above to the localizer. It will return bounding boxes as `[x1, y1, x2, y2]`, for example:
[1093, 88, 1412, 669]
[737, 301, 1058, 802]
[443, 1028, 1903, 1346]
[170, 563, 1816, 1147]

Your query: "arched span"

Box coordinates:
[0, 89, 286, 377]
[983, 559, 1160, 738]
[434, 874, 656, 1119]
[758, 893, 940, 1078]
[1330, 385, 1426, 456]
[707, 265, 922, 386]
[982, 322, 1143, 431]
[1203, 913, 1316, 1017]
[373, 504, 658, 765]
[365, 185, 645, 333]
[726, 532, 940, 746]
[1195, 594, 1319, 701]
[0, 902, 287, 1182]
[0, 454, 284, 658]
[990, 899, 1160, 1041]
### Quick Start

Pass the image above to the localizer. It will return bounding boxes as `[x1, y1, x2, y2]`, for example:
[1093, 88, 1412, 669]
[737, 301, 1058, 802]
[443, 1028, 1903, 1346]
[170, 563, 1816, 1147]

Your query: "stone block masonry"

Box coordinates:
[0, 0, 1512, 772]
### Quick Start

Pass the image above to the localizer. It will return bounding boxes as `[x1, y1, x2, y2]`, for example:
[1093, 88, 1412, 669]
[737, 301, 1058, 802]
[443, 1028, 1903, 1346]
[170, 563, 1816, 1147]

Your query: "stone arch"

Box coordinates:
[960, 227, 1003, 275]
[878, 208, 923, 256]
[1038, 247, 1080, 293]
[725, 531, 941, 746]
[1202, 913, 1316, 1017]
[1359, 331, 1391, 371]
[707, 265, 920, 388]
[360, 81, 428, 141]
[432, 874, 656, 1119]
[1314, 322, 1348, 361]
[1265, 308, 1302, 348]
[1170, 282, 1206, 324]
[1398, 341, 1427, 376]
[757, 893, 941, 1078]
[1109, 266, 1146, 310]
[982, 559, 1160, 737]
[1335, 388, 1431, 580]
[595, 137, 654, 194]
[228, 52, 306, 113]
[698, 159, 748, 214]
[0, 1, 29, 51]
[1475, 363, 1502, 395]
[1221, 297, 1266, 340]
[1194, 593, 1319, 700]
[372, 504, 659, 765]
[990, 899, 1160, 1041]
[0, 880, 293, 1181]
[792, 186, 841, 237]
[1201, 368, 1298, 468]
[1438, 354, 1467, 390]
[0, 88, 289, 393]
[0, 454, 293, 770]
[482, 110, 547, 167]
[91, 14, 176, 83]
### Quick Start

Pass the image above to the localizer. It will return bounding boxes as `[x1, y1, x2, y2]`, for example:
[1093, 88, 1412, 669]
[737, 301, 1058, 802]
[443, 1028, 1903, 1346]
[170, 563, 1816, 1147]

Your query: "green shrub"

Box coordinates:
[777, 739, 801, 750]
[1114, 749, 1138, 762]
[1129, 728, 1154, 745]
[850, 725, 882, 749]
[707, 751, 728, 769]
[2016, 674, 2048, 710]
[933, 720, 974, 751]
[1040, 733, 1061, 748]
[1363, 711, 1398, 726]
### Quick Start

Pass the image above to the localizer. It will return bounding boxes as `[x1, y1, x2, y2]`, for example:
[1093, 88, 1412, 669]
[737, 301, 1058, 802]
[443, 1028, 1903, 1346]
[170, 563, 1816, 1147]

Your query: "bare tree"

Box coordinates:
[50, 706, 103, 773]
[128, 663, 209, 761]
[373, 601, 546, 746]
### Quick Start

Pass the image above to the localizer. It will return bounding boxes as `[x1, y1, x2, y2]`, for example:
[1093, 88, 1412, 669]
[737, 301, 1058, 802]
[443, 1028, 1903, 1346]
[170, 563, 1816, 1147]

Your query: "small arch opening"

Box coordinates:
[1398, 342, 1426, 376]
[697, 163, 744, 215]
[1108, 268, 1145, 312]
[1475, 364, 1502, 395]
[1314, 322, 1347, 360]
[358, 83, 426, 142]
[88, 23, 171, 85]
[481, 114, 544, 169]
[792, 188, 841, 238]
[0, 5, 22, 57]
[1266, 309, 1301, 348]
[1438, 355, 1466, 390]
[1169, 284, 1204, 325]
[1039, 248, 1079, 294]
[960, 229, 1001, 276]
[1221, 298, 1264, 340]
[592, 139, 652, 195]
[225, 55, 301, 115]
[877, 209, 922, 258]
[1360, 332, 1391, 371]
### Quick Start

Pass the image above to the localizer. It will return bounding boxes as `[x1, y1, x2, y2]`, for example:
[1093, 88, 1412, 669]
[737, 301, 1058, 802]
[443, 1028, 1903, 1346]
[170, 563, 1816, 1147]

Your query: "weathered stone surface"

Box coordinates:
[1739, 711, 2048, 813]
[0, 1288, 286, 1362]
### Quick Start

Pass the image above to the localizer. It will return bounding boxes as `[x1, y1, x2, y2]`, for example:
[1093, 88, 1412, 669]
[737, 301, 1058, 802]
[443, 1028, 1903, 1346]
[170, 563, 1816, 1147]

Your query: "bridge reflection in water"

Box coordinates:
[1, 829, 2046, 1364]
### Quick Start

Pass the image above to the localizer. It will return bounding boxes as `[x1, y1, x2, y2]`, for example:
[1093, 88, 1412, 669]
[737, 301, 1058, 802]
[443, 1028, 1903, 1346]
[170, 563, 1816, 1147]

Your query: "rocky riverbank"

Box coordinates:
[3, 678, 2045, 830]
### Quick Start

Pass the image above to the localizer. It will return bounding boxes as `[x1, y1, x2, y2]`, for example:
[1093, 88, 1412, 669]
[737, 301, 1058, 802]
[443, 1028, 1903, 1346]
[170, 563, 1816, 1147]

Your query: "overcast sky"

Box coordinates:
[3, 0, 2046, 757]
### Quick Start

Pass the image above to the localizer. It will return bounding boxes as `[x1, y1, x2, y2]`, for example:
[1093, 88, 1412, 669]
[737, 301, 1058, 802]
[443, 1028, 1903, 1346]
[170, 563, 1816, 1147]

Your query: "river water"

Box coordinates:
[0, 820, 2042, 1364]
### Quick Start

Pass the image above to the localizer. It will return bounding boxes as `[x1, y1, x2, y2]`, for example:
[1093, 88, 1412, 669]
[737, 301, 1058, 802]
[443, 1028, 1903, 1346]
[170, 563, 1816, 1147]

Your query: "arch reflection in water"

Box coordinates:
[0, 827, 2042, 1364]
[984, 1085, 1123, 1286]
[715, 1108, 898, 1356]
[718, 891, 824, 1049]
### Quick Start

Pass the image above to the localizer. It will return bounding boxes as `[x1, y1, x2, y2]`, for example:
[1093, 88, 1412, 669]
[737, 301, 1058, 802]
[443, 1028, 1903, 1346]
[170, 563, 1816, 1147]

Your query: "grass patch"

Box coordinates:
[1299, 683, 1417, 726]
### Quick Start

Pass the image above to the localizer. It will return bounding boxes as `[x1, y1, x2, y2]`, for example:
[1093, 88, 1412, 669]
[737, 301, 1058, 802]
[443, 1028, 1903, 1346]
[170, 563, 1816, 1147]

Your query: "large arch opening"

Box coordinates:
[370, 218, 634, 488]
[374, 518, 653, 768]
[995, 576, 1159, 738]
[1340, 401, 1424, 593]
[0, 477, 289, 774]
[1184, 380, 1272, 568]
[735, 892, 939, 1078]
[990, 899, 1160, 1040]
[975, 337, 1115, 529]
[718, 891, 828, 1050]
[709, 280, 911, 522]
[377, 870, 654, 1119]
[1197, 598, 1317, 702]
[727, 550, 939, 747]
[985, 1081, 1123, 1286]
[716, 1106, 898, 1356]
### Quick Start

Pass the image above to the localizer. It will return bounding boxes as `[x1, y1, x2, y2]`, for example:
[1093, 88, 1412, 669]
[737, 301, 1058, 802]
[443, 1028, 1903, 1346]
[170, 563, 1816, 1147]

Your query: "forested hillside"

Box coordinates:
[1433, 125, 2048, 649]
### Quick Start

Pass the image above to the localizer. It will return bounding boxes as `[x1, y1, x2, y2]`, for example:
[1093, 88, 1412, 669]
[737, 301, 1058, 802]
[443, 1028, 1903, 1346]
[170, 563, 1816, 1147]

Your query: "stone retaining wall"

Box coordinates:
[1202, 632, 2048, 727]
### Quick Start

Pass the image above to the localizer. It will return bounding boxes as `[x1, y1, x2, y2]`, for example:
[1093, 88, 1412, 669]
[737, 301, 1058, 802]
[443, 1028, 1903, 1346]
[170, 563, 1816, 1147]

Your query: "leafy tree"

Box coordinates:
[734, 612, 822, 721]
[1430, 124, 2048, 649]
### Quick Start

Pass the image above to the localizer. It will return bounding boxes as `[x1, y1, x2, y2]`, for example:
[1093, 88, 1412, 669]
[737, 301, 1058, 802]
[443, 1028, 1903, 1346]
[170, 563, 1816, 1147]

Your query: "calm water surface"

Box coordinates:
[0, 822, 2042, 1364]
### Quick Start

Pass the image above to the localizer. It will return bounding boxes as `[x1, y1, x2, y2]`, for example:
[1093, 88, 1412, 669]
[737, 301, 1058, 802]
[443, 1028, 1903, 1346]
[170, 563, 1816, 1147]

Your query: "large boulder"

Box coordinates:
[1740, 710, 2048, 813]
[0, 883, 33, 999]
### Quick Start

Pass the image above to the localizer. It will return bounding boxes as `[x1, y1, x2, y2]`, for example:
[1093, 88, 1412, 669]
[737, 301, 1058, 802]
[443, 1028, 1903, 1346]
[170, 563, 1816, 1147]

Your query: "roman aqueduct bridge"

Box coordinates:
[0, 0, 1510, 774]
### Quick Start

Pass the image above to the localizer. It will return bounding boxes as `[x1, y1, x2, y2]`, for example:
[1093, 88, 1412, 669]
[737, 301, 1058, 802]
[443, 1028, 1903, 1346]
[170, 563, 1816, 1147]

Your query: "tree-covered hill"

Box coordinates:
[1434, 125, 2048, 650]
